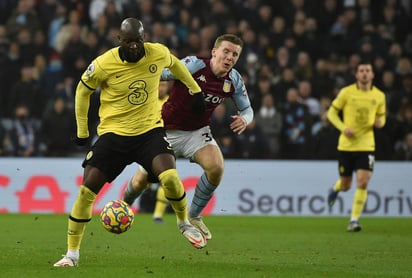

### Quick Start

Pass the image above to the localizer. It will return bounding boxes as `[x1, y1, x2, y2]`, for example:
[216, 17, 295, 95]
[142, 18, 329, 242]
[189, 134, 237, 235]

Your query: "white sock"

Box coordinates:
[67, 249, 79, 258]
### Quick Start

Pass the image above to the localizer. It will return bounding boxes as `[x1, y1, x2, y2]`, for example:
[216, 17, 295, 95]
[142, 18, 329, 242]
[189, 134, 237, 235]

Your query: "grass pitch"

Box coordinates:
[0, 213, 411, 278]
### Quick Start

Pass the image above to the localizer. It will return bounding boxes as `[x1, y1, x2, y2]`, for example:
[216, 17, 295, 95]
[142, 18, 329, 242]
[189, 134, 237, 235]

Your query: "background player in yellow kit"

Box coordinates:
[327, 61, 386, 232]
[53, 18, 207, 267]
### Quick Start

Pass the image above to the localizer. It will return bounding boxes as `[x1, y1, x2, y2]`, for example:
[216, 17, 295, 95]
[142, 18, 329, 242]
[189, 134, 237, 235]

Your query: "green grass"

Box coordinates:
[1, 214, 411, 278]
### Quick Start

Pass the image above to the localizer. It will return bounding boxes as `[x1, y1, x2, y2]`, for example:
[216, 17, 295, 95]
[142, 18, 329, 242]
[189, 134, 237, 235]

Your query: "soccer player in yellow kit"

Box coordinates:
[54, 18, 207, 267]
[327, 61, 386, 232]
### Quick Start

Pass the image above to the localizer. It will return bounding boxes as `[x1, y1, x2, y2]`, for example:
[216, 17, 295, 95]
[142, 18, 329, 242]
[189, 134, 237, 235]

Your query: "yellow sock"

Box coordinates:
[333, 179, 342, 191]
[158, 169, 187, 222]
[153, 185, 168, 219]
[351, 188, 367, 221]
[67, 185, 96, 250]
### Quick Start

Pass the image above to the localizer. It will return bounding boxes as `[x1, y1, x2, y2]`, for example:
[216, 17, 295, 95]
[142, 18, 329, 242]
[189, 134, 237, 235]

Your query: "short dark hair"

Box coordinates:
[355, 60, 374, 72]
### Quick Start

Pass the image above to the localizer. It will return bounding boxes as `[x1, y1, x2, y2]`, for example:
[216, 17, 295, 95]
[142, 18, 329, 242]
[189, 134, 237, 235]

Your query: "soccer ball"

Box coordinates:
[100, 200, 134, 234]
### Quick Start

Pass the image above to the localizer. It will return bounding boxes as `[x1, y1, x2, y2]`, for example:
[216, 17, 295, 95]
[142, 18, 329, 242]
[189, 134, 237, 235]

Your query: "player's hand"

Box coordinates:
[192, 92, 206, 116]
[71, 136, 89, 146]
[343, 127, 354, 138]
[230, 115, 247, 135]
[374, 119, 383, 128]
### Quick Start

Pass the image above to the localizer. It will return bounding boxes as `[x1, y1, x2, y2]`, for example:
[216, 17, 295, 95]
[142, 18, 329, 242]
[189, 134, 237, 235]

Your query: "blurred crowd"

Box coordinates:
[0, 0, 411, 160]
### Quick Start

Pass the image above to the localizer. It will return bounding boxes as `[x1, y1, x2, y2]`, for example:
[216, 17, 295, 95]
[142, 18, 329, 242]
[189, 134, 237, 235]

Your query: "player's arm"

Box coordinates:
[168, 55, 201, 94]
[74, 80, 95, 138]
[161, 56, 204, 81]
[375, 94, 386, 128]
[375, 114, 386, 128]
[167, 55, 206, 115]
[230, 70, 254, 134]
[327, 104, 345, 132]
[327, 88, 347, 132]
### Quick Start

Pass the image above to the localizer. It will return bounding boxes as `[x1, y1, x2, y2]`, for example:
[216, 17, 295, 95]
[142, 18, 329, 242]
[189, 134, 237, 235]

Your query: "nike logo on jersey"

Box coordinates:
[116, 74, 122, 78]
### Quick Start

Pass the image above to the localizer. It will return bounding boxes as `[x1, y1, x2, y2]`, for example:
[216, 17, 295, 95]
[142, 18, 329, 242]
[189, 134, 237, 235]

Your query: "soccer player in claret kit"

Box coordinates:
[327, 61, 386, 232]
[123, 34, 254, 240]
[54, 18, 208, 267]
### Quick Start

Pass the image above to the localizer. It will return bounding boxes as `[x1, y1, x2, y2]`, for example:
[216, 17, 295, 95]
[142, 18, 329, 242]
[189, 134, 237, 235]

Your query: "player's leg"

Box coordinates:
[154, 154, 206, 248]
[123, 165, 151, 206]
[347, 152, 374, 232]
[153, 185, 168, 223]
[54, 166, 105, 267]
[348, 169, 372, 232]
[328, 176, 352, 206]
[55, 133, 130, 266]
[188, 144, 223, 239]
[148, 128, 206, 248]
[328, 151, 353, 207]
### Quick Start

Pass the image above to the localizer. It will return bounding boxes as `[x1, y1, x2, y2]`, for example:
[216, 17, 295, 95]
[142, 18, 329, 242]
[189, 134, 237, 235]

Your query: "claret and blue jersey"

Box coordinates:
[161, 56, 251, 131]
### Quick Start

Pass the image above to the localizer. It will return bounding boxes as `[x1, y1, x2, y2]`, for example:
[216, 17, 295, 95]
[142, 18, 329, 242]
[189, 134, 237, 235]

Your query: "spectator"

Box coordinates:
[294, 51, 313, 81]
[15, 27, 36, 64]
[312, 111, 339, 159]
[311, 59, 336, 99]
[234, 119, 271, 159]
[41, 96, 75, 157]
[269, 16, 288, 51]
[0, 120, 7, 156]
[251, 75, 273, 111]
[54, 9, 88, 53]
[5, 0, 41, 40]
[47, 3, 68, 50]
[273, 67, 299, 107]
[281, 87, 313, 159]
[101, 0, 123, 29]
[272, 46, 293, 77]
[399, 105, 412, 137]
[8, 63, 42, 118]
[298, 80, 321, 121]
[254, 93, 283, 158]
[390, 74, 412, 115]
[393, 131, 412, 160]
[60, 23, 89, 80]
[37, 0, 59, 35]
[315, 0, 343, 34]
[9, 104, 40, 157]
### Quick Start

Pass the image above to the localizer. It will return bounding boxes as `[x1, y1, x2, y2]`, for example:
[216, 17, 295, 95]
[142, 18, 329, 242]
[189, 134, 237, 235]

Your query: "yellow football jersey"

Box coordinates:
[75, 43, 200, 137]
[327, 84, 386, 151]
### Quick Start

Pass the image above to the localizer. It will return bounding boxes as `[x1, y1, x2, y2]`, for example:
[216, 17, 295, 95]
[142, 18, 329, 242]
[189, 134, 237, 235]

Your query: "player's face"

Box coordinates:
[355, 64, 374, 85]
[211, 41, 242, 77]
[119, 33, 144, 62]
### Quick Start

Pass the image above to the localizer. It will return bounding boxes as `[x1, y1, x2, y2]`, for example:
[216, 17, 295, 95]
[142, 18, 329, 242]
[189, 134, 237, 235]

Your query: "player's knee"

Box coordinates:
[204, 164, 224, 185]
[340, 179, 352, 191]
[357, 180, 369, 189]
[132, 171, 149, 191]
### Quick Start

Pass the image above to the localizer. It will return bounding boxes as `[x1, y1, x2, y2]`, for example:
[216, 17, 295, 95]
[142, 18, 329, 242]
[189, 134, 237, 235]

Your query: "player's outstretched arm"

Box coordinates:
[168, 55, 201, 94]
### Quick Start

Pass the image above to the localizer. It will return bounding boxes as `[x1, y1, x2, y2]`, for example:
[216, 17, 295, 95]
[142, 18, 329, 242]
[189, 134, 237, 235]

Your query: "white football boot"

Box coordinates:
[178, 222, 207, 249]
[53, 255, 79, 267]
[189, 216, 212, 240]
